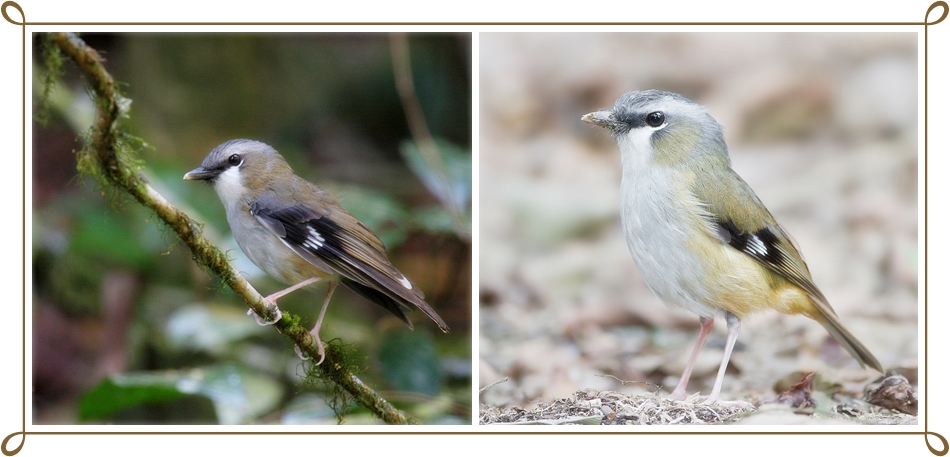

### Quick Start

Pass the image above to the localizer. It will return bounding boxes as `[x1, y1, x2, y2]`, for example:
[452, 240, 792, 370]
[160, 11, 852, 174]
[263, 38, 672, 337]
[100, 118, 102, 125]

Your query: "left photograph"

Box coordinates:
[32, 33, 472, 425]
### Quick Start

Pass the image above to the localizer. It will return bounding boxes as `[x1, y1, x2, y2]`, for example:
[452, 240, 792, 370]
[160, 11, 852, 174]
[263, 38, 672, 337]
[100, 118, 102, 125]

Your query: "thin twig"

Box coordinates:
[478, 376, 509, 395]
[50, 32, 412, 425]
[389, 33, 469, 238]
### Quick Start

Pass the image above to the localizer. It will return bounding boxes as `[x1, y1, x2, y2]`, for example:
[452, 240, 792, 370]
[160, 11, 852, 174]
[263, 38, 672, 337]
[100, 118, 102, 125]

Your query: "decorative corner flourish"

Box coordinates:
[1, 2, 23, 26]
[1, 431, 24, 457]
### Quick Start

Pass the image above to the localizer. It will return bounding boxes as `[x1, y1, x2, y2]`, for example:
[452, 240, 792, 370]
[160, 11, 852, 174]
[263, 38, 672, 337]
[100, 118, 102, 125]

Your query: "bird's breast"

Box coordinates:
[618, 167, 782, 319]
[619, 167, 718, 316]
[226, 206, 331, 285]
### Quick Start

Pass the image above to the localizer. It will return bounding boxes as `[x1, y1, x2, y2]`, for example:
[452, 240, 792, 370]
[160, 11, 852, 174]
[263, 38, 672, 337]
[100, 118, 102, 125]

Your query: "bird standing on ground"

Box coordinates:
[582, 90, 884, 404]
[184, 139, 449, 364]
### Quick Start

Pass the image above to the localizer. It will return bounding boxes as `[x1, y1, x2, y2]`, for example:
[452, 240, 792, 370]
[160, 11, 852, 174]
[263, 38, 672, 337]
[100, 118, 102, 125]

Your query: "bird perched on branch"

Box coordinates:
[583, 90, 884, 404]
[185, 139, 449, 364]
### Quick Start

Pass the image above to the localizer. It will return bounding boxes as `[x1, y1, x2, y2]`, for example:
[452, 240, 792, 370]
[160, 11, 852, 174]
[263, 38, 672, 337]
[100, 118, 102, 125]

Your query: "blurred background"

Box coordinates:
[479, 33, 917, 408]
[32, 33, 471, 424]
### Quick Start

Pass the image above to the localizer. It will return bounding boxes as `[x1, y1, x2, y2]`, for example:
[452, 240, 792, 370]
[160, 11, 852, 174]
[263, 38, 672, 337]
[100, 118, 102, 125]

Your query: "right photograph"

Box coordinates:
[478, 33, 918, 425]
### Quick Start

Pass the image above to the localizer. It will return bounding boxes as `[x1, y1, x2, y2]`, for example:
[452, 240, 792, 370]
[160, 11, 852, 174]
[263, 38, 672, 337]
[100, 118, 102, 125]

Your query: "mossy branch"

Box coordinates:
[49, 32, 413, 425]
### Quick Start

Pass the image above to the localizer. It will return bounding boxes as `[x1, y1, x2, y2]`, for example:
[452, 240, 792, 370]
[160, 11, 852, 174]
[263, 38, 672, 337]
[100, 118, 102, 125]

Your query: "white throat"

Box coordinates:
[213, 166, 247, 214]
[618, 127, 658, 174]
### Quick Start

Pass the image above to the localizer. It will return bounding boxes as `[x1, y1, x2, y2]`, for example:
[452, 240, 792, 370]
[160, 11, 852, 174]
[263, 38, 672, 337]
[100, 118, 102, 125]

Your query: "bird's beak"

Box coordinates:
[582, 110, 620, 130]
[183, 167, 215, 181]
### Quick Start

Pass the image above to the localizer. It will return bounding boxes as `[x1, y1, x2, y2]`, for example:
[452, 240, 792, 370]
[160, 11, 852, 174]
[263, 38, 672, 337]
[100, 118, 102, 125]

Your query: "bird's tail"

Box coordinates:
[341, 277, 450, 333]
[810, 304, 885, 374]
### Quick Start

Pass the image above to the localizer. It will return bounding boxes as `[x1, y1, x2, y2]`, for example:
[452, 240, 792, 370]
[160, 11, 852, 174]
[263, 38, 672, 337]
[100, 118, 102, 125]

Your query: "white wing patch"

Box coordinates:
[301, 226, 326, 251]
[746, 233, 768, 256]
[396, 274, 412, 290]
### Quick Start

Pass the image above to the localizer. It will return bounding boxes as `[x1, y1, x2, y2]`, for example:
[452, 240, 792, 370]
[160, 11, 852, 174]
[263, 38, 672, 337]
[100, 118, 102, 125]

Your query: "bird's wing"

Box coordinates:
[693, 168, 832, 310]
[696, 171, 886, 372]
[251, 191, 449, 332]
[710, 218, 832, 310]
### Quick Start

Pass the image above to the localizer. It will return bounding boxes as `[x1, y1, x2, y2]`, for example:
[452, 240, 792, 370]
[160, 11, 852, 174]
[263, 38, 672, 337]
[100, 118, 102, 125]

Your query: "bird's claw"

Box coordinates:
[248, 304, 282, 326]
[702, 398, 755, 409]
[668, 390, 690, 402]
[294, 340, 326, 365]
[294, 344, 311, 361]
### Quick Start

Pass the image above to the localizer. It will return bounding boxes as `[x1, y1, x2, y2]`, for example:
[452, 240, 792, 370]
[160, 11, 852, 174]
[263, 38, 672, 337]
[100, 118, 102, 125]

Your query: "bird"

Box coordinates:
[184, 139, 449, 364]
[582, 90, 884, 404]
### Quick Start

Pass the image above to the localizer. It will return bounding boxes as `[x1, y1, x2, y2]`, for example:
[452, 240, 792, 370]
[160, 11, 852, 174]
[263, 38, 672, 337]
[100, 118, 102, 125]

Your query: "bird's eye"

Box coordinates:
[227, 154, 242, 166]
[645, 111, 665, 127]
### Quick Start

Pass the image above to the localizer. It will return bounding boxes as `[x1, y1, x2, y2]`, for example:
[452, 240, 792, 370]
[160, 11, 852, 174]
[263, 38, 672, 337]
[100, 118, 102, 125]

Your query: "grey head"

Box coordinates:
[183, 139, 290, 185]
[583, 90, 729, 166]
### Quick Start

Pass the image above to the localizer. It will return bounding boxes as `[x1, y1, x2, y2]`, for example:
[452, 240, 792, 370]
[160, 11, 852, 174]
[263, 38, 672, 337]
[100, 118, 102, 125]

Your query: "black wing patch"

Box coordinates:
[713, 220, 783, 266]
[710, 217, 829, 307]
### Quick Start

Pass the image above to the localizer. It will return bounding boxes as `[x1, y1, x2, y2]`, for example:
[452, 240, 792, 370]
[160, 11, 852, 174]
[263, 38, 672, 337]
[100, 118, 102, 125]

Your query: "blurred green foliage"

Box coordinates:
[32, 32, 471, 425]
[378, 329, 444, 397]
[79, 365, 283, 424]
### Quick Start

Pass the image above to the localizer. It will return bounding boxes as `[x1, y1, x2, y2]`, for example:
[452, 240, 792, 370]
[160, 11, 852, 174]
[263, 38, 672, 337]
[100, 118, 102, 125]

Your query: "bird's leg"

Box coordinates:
[704, 311, 752, 408]
[669, 316, 715, 400]
[305, 281, 339, 365]
[249, 277, 322, 326]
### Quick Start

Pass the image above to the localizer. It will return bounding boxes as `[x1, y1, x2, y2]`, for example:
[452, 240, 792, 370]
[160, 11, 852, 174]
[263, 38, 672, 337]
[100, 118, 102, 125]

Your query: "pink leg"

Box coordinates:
[249, 277, 322, 326]
[267, 277, 322, 302]
[308, 281, 339, 365]
[669, 317, 715, 400]
[704, 312, 751, 407]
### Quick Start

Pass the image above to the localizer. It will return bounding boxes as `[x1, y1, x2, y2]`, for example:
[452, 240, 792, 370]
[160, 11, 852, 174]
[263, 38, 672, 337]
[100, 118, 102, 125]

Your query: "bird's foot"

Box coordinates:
[668, 389, 690, 401]
[294, 338, 325, 365]
[702, 397, 755, 409]
[294, 344, 311, 361]
[668, 391, 754, 409]
[309, 330, 326, 365]
[314, 342, 325, 365]
[248, 303, 282, 326]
